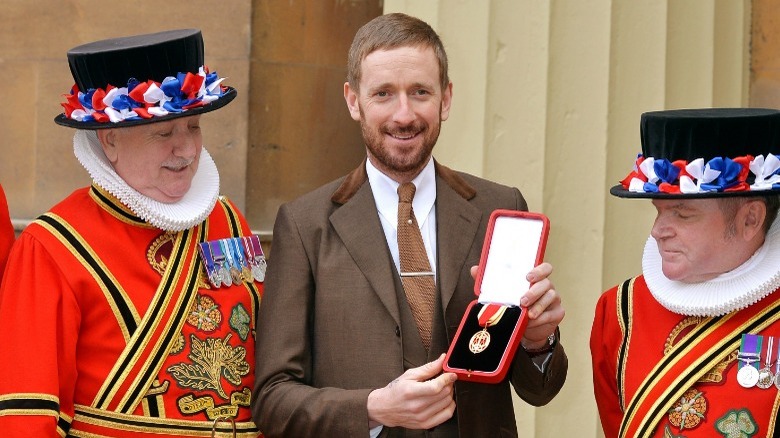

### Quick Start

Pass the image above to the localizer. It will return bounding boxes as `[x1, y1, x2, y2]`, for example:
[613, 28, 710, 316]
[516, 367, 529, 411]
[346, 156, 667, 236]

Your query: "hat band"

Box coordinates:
[60, 66, 227, 125]
[620, 153, 780, 195]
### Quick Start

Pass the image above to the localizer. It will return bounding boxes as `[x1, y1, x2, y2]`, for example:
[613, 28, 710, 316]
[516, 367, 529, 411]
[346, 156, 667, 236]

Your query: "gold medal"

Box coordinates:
[230, 266, 242, 285]
[469, 329, 491, 353]
[231, 237, 252, 283]
[242, 266, 253, 283]
[220, 238, 245, 286]
[468, 304, 507, 354]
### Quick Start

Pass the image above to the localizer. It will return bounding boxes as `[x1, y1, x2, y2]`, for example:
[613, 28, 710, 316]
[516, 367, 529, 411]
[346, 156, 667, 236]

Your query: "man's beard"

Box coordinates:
[359, 110, 442, 176]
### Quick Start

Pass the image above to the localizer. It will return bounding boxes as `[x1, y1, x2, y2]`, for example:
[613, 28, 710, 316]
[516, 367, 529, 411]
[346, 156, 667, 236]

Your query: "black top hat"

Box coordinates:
[54, 29, 236, 129]
[610, 108, 780, 198]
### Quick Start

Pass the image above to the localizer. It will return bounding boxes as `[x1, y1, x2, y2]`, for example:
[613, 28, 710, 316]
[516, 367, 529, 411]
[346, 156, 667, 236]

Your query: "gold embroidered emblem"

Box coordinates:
[187, 295, 222, 332]
[665, 317, 737, 383]
[147, 232, 210, 288]
[170, 334, 186, 355]
[147, 232, 175, 274]
[145, 379, 170, 397]
[667, 388, 707, 431]
[167, 334, 249, 399]
[177, 388, 251, 420]
[662, 425, 685, 438]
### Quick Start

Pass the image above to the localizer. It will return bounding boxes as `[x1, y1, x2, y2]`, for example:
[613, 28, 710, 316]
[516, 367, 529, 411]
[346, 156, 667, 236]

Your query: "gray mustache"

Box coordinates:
[162, 158, 194, 170]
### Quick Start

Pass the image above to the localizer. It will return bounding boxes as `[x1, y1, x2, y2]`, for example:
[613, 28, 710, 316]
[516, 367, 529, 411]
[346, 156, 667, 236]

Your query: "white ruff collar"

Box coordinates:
[643, 217, 780, 317]
[73, 130, 219, 232]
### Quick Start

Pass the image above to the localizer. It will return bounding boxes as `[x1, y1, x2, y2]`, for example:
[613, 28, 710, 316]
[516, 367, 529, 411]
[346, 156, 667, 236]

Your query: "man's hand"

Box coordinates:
[470, 262, 564, 350]
[367, 354, 457, 429]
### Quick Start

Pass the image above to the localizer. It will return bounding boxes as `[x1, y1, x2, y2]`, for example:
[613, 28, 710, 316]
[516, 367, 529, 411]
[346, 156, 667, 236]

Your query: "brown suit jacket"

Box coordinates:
[252, 160, 567, 437]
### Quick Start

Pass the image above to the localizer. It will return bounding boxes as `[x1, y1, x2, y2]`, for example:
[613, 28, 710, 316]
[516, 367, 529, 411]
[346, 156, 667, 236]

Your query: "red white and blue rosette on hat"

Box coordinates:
[611, 108, 780, 198]
[56, 66, 235, 129]
[612, 153, 780, 198]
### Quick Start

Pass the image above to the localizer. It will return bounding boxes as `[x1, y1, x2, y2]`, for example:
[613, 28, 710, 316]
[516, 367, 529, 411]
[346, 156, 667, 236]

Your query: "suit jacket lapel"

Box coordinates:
[328, 160, 482, 327]
[434, 163, 482, 319]
[330, 162, 401, 325]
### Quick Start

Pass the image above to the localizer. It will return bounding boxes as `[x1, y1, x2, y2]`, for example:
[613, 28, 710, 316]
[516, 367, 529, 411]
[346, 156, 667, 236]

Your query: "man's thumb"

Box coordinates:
[406, 353, 445, 381]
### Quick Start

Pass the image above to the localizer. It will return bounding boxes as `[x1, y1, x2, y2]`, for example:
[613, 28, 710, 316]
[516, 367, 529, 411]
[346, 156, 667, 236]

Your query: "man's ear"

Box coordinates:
[440, 81, 453, 122]
[96, 129, 119, 163]
[344, 82, 361, 122]
[741, 199, 767, 241]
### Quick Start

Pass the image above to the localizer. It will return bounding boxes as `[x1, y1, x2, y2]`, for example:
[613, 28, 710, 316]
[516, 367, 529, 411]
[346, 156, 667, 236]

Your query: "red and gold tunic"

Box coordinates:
[0, 183, 14, 280]
[0, 186, 263, 437]
[591, 275, 780, 438]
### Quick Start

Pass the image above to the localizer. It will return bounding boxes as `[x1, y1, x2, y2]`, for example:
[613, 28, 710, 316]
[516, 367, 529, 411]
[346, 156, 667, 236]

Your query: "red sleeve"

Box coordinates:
[0, 233, 80, 437]
[590, 286, 624, 438]
[0, 185, 15, 280]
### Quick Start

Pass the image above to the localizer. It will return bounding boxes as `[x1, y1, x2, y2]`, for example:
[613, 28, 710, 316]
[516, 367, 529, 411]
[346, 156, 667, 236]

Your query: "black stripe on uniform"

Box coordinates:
[37, 214, 137, 335]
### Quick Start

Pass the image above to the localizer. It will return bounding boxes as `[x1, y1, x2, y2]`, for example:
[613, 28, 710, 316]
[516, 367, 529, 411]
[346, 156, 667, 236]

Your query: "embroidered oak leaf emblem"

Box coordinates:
[167, 334, 249, 399]
[663, 425, 687, 438]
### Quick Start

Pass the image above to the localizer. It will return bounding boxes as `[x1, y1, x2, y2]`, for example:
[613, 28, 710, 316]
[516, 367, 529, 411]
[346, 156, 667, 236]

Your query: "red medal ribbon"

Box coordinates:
[762, 335, 777, 368]
[478, 303, 506, 327]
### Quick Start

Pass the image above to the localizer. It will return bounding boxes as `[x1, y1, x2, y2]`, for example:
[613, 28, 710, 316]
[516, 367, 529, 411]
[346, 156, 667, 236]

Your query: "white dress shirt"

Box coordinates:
[366, 157, 437, 279]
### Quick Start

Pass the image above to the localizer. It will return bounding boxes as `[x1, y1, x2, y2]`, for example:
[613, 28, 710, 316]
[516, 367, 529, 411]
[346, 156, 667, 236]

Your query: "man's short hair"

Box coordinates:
[347, 13, 449, 93]
[719, 195, 780, 236]
[764, 195, 780, 232]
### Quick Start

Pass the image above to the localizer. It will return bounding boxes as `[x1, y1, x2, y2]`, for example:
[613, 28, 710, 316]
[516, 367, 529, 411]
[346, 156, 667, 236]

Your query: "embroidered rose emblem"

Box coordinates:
[187, 294, 222, 332]
[668, 388, 707, 430]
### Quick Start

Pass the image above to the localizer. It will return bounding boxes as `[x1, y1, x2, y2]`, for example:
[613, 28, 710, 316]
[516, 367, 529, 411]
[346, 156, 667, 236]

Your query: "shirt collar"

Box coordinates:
[366, 157, 436, 229]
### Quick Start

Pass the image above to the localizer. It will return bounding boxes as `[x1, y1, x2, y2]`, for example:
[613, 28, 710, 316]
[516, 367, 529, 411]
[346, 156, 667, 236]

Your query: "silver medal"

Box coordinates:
[737, 365, 759, 388]
[220, 264, 233, 287]
[208, 267, 222, 288]
[253, 257, 267, 282]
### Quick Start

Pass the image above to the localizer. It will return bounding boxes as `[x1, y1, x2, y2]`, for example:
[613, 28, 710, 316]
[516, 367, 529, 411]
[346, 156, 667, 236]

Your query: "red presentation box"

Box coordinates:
[443, 209, 549, 383]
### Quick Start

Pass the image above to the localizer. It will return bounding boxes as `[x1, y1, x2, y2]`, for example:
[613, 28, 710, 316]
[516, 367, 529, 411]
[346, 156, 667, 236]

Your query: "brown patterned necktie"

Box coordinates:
[397, 182, 436, 350]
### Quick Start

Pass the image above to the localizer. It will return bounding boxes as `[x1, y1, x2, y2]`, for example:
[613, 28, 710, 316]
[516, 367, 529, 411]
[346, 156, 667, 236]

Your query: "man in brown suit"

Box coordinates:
[252, 13, 568, 437]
